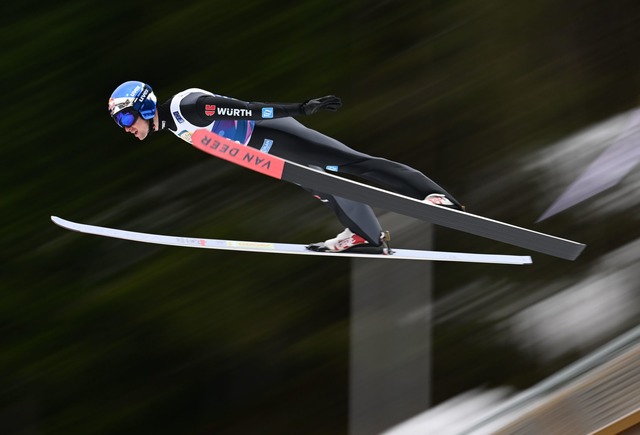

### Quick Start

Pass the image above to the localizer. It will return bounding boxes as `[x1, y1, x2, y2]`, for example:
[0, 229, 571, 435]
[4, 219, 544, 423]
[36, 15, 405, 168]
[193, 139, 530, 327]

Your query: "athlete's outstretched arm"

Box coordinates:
[184, 94, 342, 124]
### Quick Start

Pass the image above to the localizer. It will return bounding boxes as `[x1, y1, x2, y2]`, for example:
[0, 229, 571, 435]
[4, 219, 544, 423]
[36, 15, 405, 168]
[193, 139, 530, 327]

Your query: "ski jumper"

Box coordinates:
[156, 89, 462, 245]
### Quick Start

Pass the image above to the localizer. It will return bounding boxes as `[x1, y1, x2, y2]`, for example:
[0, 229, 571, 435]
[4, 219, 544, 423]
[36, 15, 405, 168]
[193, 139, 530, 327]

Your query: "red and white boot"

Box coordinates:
[307, 228, 390, 254]
[424, 193, 455, 206]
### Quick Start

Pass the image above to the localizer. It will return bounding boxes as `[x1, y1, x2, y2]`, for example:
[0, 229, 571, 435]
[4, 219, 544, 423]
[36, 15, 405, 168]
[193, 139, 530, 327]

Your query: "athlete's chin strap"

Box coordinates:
[148, 111, 166, 135]
[147, 116, 164, 136]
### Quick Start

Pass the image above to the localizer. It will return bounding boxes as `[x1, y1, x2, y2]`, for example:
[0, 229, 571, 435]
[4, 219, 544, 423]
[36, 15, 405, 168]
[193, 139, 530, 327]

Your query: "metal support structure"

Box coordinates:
[349, 213, 433, 435]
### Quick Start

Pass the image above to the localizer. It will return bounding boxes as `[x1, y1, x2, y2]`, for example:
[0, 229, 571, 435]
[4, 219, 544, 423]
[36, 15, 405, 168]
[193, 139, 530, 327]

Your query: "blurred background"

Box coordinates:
[3, 1, 640, 434]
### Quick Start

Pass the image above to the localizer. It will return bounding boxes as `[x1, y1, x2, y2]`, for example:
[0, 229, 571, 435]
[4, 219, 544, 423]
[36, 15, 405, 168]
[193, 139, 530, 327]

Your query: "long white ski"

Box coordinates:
[51, 216, 532, 265]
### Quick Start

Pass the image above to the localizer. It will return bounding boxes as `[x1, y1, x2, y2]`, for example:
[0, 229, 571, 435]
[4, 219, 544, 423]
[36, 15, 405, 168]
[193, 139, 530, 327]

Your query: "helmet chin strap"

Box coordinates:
[147, 112, 162, 135]
[147, 116, 157, 135]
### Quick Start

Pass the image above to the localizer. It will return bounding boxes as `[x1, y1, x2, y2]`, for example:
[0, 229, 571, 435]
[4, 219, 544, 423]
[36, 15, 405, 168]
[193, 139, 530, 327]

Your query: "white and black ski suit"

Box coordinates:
[156, 88, 462, 245]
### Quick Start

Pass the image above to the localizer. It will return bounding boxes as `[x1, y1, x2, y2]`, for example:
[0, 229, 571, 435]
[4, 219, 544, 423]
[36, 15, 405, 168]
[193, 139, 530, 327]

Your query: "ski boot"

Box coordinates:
[424, 193, 465, 211]
[307, 228, 392, 255]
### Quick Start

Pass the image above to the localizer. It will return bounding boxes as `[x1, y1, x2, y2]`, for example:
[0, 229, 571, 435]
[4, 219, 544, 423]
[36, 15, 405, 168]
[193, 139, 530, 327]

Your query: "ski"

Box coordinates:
[191, 129, 585, 260]
[51, 216, 532, 265]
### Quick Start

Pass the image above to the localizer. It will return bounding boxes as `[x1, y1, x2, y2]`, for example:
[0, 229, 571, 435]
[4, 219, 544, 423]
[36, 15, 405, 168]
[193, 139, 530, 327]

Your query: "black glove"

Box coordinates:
[301, 95, 342, 115]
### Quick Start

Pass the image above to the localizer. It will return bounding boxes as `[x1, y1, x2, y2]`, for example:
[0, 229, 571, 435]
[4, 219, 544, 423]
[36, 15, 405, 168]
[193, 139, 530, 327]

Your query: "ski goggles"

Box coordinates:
[113, 110, 139, 128]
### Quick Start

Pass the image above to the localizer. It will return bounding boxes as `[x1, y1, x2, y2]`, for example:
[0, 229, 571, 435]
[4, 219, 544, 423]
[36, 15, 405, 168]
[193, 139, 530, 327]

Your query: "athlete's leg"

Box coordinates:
[303, 186, 383, 245]
[249, 119, 384, 245]
[249, 118, 463, 208]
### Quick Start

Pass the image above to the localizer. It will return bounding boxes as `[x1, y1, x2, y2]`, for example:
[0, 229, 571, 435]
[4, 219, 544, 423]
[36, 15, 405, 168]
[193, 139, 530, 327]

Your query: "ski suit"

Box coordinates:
[156, 88, 462, 245]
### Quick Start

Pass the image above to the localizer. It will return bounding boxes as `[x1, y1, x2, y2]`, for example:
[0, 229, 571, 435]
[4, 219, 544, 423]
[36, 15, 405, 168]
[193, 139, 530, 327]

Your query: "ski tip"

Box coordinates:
[51, 216, 64, 226]
[51, 216, 72, 230]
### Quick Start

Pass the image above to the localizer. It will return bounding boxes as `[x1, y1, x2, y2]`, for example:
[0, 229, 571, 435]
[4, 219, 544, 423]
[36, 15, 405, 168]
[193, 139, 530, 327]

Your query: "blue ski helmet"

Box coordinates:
[108, 81, 157, 127]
